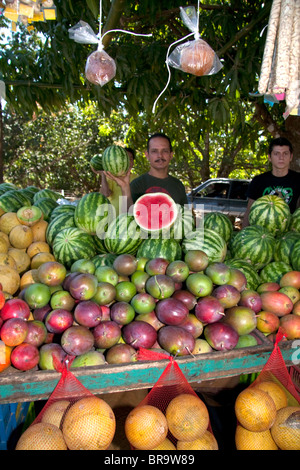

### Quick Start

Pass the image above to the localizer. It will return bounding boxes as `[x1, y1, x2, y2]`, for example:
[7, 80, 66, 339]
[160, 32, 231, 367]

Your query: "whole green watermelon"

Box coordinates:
[74, 192, 112, 236]
[102, 145, 129, 177]
[248, 195, 291, 236]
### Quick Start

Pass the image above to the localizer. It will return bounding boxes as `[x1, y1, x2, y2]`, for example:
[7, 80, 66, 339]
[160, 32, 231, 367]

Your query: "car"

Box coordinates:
[187, 178, 250, 221]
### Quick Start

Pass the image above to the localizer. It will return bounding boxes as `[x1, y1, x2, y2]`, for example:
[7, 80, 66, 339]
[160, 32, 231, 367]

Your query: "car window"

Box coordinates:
[229, 181, 249, 200]
[197, 182, 230, 198]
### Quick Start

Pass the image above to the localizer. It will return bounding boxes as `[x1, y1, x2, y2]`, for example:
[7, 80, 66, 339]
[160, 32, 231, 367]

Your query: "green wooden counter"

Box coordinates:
[0, 334, 297, 405]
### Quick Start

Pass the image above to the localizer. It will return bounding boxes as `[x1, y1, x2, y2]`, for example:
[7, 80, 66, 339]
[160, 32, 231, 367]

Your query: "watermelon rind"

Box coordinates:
[74, 192, 112, 236]
[133, 192, 178, 233]
[289, 207, 300, 233]
[274, 231, 300, 264]
[136, 237, 182, 262]
[90, 154, 103, 172]
[204, 211, 233, 243]
[230, 225, 275, 270]
[52, 227, 96, 268]
[49, 204, 76, 222]
[291, 239, 300, 271]
[46, 212, 76, 246]
[248, 195, 291, 235]
[103, 214, 144, 255]
[102, 145, 129, 177]
[34, 197, 58, 222]
[259, 261, 292, 284]
[182, 228, 227, 263]
[33, 188, 62, 203]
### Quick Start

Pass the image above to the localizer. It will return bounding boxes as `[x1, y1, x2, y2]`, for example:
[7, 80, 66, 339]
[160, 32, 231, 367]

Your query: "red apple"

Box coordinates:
[93, 321, 122, 349]
[25, 320, 47, 347]
[280, 314, 300, 340]
[195, 295, 225, 324]
[238, 289, 262, 313]
[61, 325, 94, 356]
[155, 297, 189, 326]
[256, 310, 280, 334]
[74, 300, 103, 328]
[212, 284, 241, 308]
[178, 313, 203, 339]
[105, 343, 137, 364]
[45, 309, 74, 334]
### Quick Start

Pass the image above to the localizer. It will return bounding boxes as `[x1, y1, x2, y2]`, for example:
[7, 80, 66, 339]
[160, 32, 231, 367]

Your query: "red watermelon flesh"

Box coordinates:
[133, 193, 178, 232]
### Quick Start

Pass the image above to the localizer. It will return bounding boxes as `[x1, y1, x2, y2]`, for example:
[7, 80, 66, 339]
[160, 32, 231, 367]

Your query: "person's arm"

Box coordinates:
[104, 169, 133, 212]
[242, 198, 255, 228]
[99, 172, 111, 198]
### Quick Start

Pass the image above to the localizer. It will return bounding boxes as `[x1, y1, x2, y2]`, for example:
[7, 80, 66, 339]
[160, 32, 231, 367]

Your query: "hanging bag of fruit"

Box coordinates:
[234, 329, 300, 450]
[124, 347, 218, 450]
[14, 355, 116, 450]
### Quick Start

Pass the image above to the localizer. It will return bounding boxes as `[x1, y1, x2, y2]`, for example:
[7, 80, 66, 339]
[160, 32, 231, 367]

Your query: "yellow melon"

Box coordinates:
[125, 405, 168, 450]
[15, 423, 67, 450]
[0, 212, 20, 234]
[235, 424, 278, 450]
[0, 231, 10, 246]
[255, 381, 288, 411]
[31, 219, 48, 242]
[177, 430, 219, 450]
[0, 237, 9, 254]
[9, 225, 33, 249]
[0, 265, 20, 295]
[271, 406, 300, 450]
[41, 400, 71, 429]
[0, 253, 17, 270]
[62, 396, 116, 450]
[31, 252, 55, 269]
[8, 248, 31, 274]
[27, 241, 51, 258]
[235, 387, 277, 432]
[151, 438, 176, 450]
[20, 269, 40, 290]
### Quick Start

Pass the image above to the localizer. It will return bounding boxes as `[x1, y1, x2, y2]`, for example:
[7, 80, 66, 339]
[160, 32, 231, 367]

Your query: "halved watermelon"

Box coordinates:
[133, 192, 178, 233]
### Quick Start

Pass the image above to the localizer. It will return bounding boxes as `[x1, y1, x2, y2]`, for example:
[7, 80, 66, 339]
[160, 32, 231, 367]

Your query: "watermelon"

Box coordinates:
[33, 188, 62, 203]
[291, 239, 300, 271]
[133, 192, 178, 233]
[164, 205, 195, 240]
[16, 205, 43, 226]
[103, 214, 144, 255]
[0, 182, 17, 192]
[102, 145, 129, 177]
[225, 259, 261, 290]
[204, 211, 233, 243]
[248, 195, 291, 235]
[74, 192, 111, 236]
[90, 154, 103, 172]
[46, 212, 76, 246]
[15, 190, 32, 206]
[274, 231, 300, 264]
[0, 192, 24, 213]
[259, 261, 292, 284]
[52, 227, 96, 268]
[289, 207, 300, 232]
[49, 204, 76, 222]
[18, 188, 35, 204]
[136, 237, 182, 262]
[92, 253, 117, 268]
[34, 197, 59, 221]
[230, 225, 275, 270]
[182, 228, 227, 263]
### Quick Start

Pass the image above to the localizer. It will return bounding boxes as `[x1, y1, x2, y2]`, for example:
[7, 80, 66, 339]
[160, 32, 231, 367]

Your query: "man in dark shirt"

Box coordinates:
[243, 137, 300, 227]
[103, 133, 188, 211]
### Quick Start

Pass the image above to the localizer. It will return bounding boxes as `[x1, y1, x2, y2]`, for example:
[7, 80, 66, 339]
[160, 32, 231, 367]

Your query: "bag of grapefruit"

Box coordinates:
[124, 348, 218, 450]
[234, 328, 300, 451]
[15, 355, 116, 450]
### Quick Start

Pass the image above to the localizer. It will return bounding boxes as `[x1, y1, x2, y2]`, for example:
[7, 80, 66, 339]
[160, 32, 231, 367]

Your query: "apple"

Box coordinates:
[0, 318, 29, 347]
[256, 310, 280, 334]
[73, 300, 103, 328]
[45, 309, 74, 334]
[280, 314, 300, 340]
[61, 325, 95, 356]
[238, 289, 262, 313]
[93, 321, 122, 349]
[25, 320, 47, 347]
[145, 257, 169, 276]
[279, 270, 300, 289]
[195, 295, 224, 323]
[10, 343, 40, 371]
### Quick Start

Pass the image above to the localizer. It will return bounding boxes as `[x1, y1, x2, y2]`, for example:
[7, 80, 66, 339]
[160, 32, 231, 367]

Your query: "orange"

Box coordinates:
[62, 396, 116, 450]
[125, 404, 168, 450]
[166, 393, 209, 442]
[15, 423, 67, 450]
[0, 343, 12, 373]
[271, 406, 300, 450]
[235, 424, 278, 450]
[255, 380, 288, 410]
[235, 387, 277, 432]
[177, 430, 218, 450]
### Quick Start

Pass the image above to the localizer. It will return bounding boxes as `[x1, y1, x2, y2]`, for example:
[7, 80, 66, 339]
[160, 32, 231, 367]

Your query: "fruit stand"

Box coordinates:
[0, 332, 296, 405]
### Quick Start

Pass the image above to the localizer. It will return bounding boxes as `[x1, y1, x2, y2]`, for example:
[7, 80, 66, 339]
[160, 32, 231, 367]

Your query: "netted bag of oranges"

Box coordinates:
[15, 355, 116, 450]
[124, 348, 218, 451]
[235, 330, 300, 451]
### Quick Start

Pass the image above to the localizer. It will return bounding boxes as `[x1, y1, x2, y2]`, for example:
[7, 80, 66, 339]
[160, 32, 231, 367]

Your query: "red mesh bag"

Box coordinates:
[15, 355, 116, 450]
[234, 329, 300, 450]
[124, 348, 218, 450]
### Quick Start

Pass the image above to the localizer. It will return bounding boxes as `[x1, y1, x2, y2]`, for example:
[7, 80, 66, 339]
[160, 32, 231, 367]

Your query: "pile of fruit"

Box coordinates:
[235, 380, 300, 450]
[0, 180, 300, 374]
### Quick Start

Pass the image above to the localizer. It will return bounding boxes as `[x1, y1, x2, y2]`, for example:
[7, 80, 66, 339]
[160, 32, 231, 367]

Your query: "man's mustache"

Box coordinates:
[154, 158, 167, 162]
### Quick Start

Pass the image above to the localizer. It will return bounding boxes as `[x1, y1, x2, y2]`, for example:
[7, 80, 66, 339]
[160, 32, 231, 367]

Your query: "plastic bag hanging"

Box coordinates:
[152, 4, 223, 113]
[168, 6, 222, 77]
[68, 0, 152, 87]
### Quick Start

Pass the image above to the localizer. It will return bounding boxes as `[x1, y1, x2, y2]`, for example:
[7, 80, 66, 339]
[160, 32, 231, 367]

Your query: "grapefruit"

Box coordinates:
[41, 400, 71, 428]
[271, 406, 300, 450]
[177, 430, 218, 450]
[62, 396, 115, 450]
[235, 387, 277, 432]
[255, 381, 288, 411]
[15, 422, 67, 450]
[235, 424, 278, 450]
[165, 393, 209, 441]
[125, 404, 168, 450]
